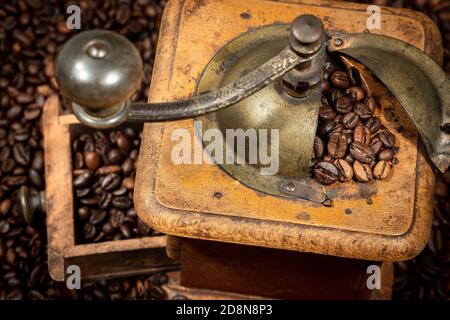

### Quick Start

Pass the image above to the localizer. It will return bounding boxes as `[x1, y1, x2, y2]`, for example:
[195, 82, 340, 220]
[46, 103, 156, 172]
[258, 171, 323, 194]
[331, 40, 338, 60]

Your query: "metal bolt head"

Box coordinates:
[55, 30, 143, 111]
[291, 14, 324, 45]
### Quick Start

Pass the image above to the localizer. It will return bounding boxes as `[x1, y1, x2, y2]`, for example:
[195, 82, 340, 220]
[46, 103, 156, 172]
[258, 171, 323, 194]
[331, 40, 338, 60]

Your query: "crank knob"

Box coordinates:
[17, 186, 46, 225]
[289, 15, 324, 56]
[55, 30, 143, 115]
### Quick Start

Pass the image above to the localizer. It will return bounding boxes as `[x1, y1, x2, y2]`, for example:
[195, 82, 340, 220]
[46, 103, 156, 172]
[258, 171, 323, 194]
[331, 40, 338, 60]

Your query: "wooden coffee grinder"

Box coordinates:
[52, 0, 449, 299]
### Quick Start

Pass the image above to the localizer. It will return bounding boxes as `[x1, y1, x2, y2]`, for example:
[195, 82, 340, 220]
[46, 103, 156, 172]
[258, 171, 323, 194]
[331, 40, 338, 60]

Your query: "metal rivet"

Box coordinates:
[334, 38, 344, 47]
[284, 182, 296, 193]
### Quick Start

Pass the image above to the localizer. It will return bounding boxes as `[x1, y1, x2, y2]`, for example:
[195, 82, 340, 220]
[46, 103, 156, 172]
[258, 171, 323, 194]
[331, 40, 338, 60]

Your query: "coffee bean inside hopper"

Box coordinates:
[312, 66, 398, 185]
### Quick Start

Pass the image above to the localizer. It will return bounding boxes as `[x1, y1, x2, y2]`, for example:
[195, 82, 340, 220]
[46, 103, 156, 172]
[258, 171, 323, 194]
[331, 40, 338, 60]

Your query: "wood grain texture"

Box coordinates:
[44, 95, 74, 281]
[134, 0, 440, 261]
[43, 97, 177, 281]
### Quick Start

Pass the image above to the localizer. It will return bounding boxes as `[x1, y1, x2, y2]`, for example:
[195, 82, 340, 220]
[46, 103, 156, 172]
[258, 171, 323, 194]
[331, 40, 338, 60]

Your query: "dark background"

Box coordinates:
[0, 0, 448, 300]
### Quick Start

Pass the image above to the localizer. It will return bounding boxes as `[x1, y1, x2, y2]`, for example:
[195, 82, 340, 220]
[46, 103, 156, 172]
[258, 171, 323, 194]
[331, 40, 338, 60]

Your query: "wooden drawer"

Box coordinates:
[43, 96, 178, 281]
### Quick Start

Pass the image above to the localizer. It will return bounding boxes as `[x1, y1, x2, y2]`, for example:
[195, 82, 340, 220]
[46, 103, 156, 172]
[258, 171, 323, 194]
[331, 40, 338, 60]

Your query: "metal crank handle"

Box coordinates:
[55, 15, 324, 129]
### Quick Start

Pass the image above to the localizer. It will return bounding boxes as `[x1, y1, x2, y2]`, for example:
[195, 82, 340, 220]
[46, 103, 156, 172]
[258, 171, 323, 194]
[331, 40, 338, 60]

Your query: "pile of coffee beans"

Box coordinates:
[72, 127, 157, 243]
[0, 0, 169, 300]
[312, 67, 398, 185]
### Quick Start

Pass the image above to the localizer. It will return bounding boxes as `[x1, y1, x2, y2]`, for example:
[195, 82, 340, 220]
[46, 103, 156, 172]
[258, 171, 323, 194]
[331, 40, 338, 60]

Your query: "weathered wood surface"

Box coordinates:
[133, 0, 440, 261]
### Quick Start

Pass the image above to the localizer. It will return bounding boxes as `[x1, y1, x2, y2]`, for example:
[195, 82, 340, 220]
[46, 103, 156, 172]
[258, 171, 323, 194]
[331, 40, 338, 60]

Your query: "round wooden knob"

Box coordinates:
[55, 30, 143, 112]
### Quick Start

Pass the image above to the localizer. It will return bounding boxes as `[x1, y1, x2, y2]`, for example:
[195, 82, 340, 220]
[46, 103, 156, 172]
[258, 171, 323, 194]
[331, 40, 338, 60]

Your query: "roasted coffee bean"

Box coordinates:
[346, 86, 366, 102]
[0, 220, 10, 234]
[376, 130, 396, 148]
[83, 223, 96, 240]
[319, 120, 336, 136]
[149, 286, 167, 300]
[97, 165, 121, 175]
[84, 151, 101, 170]
[353, 160, 373, 183]
[330, 71, 349, 88]
[109, 210, 125, 228]
[112, 187, 128, 196]
[30, 264, 46, 288]
[327, 132, 348, 159]
[365, 97, 379, 113]
[353, 124, 371, 144]
[112, 196, 132, 210]
[29, 168, 43, 188]
[313, 161, 339, 185]
[77, 207, 90, 222]
[335, 159, 353, 182]
[343, 153, 355, 164]
[119, 224, 132, 239]
[330, 123, 344, 136]
[121, 159, 134, 176]
[335, 96, 353, 114]
[365, 117, 381, 134]
[107, 149, 123, 165]
[31, 150, 44, 172]
[149, 273, 169, 286]
[314, 136, 324, 158]
[116, 133, 131, 153]
[99, 192, 113, 209]
[328, 87, 344, 102]
[322, 78, 330, 92]
[0, 199, 12, 216]
[342, 112, 360, 129]
[122, 177, 134, 190]
[373, 160, 391, 179]
[74, 152, 84, 169]
[2, 158, 16, 173]
[12, 143, 30, 165]
[378, 148, 395, 161]
[354, 102, 373, 120]
[101, 221, 114, 235]
[101, 173, 122, 191]
[350, 142, 374, 164]
[89, 210, 107, 225]
[73, 170, 93, 188]
[370, 136, 383, 156]
[319, 105, 337, 121]
[137, 219, 151, 236]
